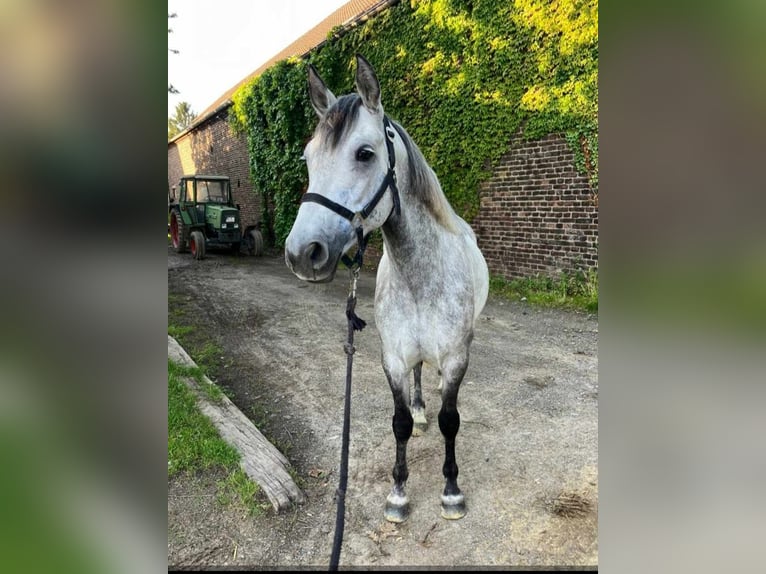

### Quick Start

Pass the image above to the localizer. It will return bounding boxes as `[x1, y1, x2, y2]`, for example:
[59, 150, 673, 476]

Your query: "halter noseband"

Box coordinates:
[301, 116, 401, 269]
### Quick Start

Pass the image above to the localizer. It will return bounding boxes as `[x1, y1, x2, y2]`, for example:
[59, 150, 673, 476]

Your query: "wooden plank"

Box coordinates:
[168, 335, 305, 511]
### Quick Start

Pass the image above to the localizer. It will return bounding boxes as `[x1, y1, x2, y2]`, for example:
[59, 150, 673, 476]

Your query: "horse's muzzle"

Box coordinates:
[284, 239, 339, 283]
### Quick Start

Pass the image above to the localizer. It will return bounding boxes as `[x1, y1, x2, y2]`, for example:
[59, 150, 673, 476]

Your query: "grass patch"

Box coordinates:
[168, 324, 224, 402]
[194, 341, 225, 371]
[168, 358, 266, 516]
[489, 269, 598, 313]
[200, 379, 224, 403]
[248, 403, 269, 429]
[168, 359, 238, 475]
[216, 469, 270, 516]
[168, 323, 193, 339]
[169, 304, 188, 322]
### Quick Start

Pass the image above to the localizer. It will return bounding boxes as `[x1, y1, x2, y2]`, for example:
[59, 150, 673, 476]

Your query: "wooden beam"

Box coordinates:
[168, 336, 305, 512]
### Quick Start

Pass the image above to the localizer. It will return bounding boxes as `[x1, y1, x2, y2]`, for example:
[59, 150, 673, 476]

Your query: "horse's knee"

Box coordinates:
[438, 407, 460, 440]
[392, 408, 413, 442]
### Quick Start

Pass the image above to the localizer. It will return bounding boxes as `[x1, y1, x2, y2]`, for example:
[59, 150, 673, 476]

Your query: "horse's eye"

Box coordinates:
[356, 147, 374, 162]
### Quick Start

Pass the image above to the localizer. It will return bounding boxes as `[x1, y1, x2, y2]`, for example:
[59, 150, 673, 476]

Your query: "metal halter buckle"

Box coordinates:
[351, 212, 364, 229]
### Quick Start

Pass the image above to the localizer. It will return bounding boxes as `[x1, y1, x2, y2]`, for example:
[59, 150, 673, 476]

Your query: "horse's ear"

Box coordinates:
[355, 54, 381, 114]
[307, 64, 336, 119]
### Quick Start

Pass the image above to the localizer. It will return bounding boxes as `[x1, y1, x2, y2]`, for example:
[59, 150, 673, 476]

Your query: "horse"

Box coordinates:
[285, 54, 489, 522]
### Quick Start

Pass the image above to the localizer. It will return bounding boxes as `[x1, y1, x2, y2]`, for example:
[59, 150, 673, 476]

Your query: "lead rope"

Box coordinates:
[326, 117, 397, 570]
[330, 267, 365, 571]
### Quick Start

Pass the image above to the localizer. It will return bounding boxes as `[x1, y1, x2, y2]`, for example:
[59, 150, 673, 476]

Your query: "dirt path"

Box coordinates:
[167, 247, 598, 568]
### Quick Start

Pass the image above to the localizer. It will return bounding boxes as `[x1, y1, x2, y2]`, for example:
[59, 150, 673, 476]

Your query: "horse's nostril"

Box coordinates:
[307, 242, 327, 266]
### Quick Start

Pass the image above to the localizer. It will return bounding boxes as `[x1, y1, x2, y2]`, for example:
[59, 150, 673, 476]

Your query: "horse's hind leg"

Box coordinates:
[438, 353, 469, 520]
[411, 361, 428, 436]
[383, 365, 413, 523]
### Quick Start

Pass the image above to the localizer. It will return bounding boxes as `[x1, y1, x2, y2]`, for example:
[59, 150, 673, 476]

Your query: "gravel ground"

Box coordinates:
[167, 246, 598, 569]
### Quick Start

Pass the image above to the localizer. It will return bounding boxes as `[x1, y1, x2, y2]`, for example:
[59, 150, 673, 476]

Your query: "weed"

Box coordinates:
[168, 324, 193, 339]
[216, 469, 270, 517]
[288, 466, 307, 490]
[248, 403, 269, 428]
[167, 359, 203, 382]
[489, 270, 598, 313]
[272, 437, 294, 459]
[169, 306, 187, 321]
[201, 380, 224, 403]
[551, 490, 593, 518]
[195, 341, 225, 371]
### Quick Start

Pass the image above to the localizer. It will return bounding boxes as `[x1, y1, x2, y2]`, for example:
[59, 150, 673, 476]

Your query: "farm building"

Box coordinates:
[167, 0, 598, 280]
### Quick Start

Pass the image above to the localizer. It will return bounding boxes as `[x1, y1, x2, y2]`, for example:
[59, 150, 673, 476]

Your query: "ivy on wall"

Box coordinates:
[231, 0, 597, 246]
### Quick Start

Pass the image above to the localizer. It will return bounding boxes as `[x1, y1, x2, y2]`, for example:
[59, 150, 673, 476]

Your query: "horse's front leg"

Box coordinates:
[383, 363, 413, 523]
[439, 352, 469, 520]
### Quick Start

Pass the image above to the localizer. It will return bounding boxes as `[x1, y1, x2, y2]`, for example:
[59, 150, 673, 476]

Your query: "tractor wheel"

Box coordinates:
[190, 230, 206, 260]
[248, 229, 264, 256]
[170, 208, 188, 253]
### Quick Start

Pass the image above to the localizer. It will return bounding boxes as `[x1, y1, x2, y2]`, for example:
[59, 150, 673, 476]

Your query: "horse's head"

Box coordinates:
[285, 55, 398, 283]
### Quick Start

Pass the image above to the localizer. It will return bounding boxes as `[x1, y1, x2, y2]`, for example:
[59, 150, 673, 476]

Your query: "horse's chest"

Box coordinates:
[375, 276, 470, 358]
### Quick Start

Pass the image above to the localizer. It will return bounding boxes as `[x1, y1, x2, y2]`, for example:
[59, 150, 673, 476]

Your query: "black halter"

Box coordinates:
[301, 116, 401, 269]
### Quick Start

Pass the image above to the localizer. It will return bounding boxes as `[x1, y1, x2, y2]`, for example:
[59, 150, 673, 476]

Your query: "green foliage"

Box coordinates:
[231, 58, 316, 245]
[168, 101, 196, 140]
[168, 360, 240, 476]
[193, 341, 225, 371]
[168, 323, 192, 339]
[216, 469, 269, 516]
[168, 332, 227, 402]
[489, 269, 598, 313]
[231, 0, 597, 247]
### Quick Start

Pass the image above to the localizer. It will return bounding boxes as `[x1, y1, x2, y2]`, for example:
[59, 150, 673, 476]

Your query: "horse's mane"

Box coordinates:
[316, 94, 460, 233]
[389, 119, 460, 234]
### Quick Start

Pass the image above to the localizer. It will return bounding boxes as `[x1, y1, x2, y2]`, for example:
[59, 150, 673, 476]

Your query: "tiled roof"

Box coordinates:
[171, 0, 396, 142]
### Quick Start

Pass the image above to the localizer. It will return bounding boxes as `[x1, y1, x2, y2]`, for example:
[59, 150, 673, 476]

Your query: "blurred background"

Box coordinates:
[0, 0, 763, 572]
[0, 1, 165, 573]
[600, 1, 766, 573]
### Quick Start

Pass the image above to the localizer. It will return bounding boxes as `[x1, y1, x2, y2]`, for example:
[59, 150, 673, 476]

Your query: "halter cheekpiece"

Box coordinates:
[301, 116, 401, 269]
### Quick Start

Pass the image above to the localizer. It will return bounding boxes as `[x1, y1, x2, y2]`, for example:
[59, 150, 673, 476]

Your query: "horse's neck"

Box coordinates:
[381, 186, 445, 269]
[380, 136, 459, 272]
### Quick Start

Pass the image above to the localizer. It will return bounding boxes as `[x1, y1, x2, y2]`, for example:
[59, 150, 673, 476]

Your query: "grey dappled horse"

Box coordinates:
[285, 55, 489, 522]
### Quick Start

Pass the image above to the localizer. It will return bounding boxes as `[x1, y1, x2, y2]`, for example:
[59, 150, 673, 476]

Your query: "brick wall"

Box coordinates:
[472, 132, 598, 280]
[167, 110, 261, 231]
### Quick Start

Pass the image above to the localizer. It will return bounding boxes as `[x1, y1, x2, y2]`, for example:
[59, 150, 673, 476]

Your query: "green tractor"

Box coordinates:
[168, 175, 263, 260]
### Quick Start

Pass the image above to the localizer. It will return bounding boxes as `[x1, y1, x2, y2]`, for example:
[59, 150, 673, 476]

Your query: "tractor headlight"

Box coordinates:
[221, 224, 227, 229]
[225, 216, 236, 223]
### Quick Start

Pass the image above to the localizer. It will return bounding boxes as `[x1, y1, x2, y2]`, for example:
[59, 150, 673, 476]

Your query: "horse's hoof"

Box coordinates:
[440, 493, 466, 520]
[412, 421, 428, 436]
[411, 408, 427, 437]
[384, 493, 410, 523]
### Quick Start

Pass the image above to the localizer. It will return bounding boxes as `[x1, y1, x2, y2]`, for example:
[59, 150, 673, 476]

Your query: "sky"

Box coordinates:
[168, 0, 350, 118]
